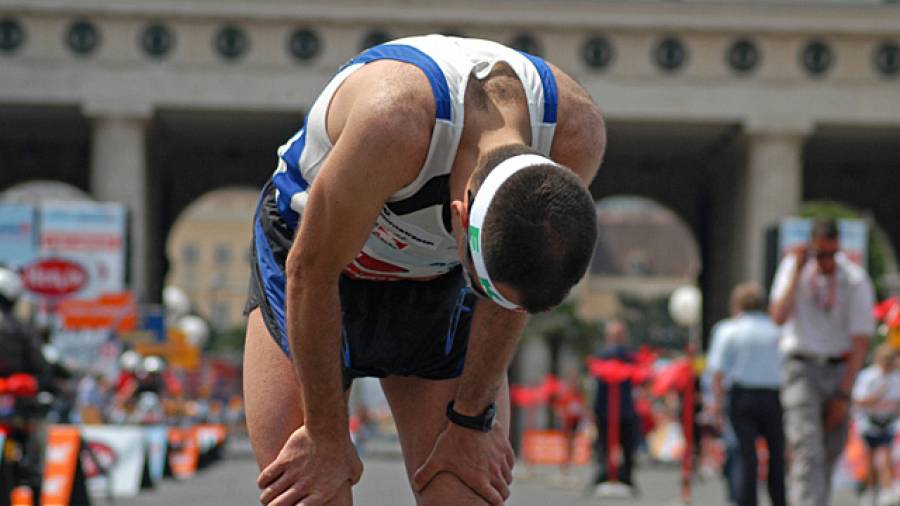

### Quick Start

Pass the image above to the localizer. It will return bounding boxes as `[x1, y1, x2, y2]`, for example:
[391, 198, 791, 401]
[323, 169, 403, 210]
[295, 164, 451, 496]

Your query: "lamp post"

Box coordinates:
[668, 284, 702, 505]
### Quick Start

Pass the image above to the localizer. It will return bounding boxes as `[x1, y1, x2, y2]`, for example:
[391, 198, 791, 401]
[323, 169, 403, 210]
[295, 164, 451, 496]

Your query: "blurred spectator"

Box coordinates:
[75, 373, 112, 424]
[115, 350, 141, 404]
[553, 366, 586, 476]
[592, 320, 639, 494]
[706, 300, 741, 505]
[136, 356, 166, 395]
[770, 217, 875, 506]
[709, 282, 785, 506]
[852, 344, 900, 504]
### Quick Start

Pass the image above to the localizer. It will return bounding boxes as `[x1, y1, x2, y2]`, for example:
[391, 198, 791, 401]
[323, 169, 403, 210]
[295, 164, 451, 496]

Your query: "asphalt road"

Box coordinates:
[117, 437, 858, 506]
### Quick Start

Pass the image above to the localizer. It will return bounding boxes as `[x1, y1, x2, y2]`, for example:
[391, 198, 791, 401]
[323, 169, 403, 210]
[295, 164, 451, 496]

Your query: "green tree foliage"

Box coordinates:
[617, 293, 689, 351]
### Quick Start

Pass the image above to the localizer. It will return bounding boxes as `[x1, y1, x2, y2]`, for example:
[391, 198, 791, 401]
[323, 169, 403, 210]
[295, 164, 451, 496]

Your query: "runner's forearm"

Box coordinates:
[453, 302, 528, 416]
[286, 271, 348, 436]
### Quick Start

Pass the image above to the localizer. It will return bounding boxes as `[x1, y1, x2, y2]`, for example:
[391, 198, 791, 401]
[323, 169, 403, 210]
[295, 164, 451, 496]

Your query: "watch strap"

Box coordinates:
[446, 401, 495, 432]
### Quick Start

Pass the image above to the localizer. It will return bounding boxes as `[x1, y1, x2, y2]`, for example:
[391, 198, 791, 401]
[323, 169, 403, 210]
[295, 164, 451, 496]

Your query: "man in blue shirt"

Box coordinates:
[706, 308, 741, 505]
[709, 282, 785, 506]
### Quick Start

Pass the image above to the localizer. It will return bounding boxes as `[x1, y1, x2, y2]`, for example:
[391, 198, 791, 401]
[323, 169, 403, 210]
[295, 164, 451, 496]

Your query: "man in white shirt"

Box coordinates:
[770, 217, 876, 506]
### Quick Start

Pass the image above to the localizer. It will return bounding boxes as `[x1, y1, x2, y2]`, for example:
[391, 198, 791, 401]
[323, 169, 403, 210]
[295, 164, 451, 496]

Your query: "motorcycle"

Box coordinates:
[0, 374, 50, 506]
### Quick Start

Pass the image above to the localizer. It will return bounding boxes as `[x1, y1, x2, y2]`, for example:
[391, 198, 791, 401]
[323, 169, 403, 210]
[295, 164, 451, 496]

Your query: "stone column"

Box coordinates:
[739, 119, 812, 285]
[85, 102, 154, 302]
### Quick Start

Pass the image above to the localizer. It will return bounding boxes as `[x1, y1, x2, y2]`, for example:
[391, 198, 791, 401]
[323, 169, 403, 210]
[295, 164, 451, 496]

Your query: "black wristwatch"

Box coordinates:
[446, 401, 496, 432]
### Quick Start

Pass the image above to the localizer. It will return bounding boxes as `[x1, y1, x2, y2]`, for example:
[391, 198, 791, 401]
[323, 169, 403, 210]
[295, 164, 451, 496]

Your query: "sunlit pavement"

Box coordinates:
[118, 437, 858, 506]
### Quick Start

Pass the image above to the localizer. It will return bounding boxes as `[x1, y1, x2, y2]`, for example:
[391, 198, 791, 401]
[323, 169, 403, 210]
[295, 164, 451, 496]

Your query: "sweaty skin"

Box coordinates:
[249, 56, 605, 506]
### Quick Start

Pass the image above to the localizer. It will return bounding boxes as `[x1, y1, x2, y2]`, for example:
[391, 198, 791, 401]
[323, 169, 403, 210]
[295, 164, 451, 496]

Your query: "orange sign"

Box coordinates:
[41, 425, 81, 506]
[521, 429, 591, 466]
[57, 292, 137, 332]
[136, 329, 200, 370]
[168, 427, 199, 480]
[889, 327, 900, 350]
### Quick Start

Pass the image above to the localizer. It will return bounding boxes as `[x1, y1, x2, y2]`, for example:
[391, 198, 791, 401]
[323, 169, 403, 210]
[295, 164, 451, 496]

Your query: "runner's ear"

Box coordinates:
[450, 200, 467, 229]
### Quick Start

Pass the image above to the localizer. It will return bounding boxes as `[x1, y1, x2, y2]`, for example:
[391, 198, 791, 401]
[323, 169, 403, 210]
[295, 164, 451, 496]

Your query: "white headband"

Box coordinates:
[468, 153, 561, 311]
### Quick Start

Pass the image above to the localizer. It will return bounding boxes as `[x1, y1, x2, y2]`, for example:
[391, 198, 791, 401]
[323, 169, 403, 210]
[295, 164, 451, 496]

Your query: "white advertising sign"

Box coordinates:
[143, 426, 168, 486]
[51, 330, 121, 375]
[80, 425, 146, 498]
[38, 202, 126, 299]
[0, 204, 36, 269]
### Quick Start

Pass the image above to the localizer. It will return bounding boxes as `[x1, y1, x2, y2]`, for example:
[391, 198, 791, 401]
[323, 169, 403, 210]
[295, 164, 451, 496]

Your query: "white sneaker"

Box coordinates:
[593, 482, 633, 499]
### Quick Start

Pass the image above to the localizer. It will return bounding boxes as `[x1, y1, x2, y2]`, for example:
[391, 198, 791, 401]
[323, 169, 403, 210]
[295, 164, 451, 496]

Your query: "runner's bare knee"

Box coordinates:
[417, 472, 492, 506]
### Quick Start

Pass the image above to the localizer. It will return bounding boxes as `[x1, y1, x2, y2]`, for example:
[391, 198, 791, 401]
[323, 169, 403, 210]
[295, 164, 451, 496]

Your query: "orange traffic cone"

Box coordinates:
[10, 485, 33, 506]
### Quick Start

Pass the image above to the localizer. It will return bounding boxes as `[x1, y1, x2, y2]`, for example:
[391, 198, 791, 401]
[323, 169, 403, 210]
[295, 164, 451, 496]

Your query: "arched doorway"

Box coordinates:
[165, 187, 258, 333]
[579, 195, 702, 350]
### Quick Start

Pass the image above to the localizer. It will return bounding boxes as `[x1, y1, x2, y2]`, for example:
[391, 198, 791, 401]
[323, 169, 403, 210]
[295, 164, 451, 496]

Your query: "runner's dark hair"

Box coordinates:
[470, 144, 597, 313]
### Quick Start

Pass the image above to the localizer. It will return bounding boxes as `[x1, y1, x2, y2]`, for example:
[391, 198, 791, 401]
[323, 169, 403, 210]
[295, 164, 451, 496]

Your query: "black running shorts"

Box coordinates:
[244, 180, 475, 388]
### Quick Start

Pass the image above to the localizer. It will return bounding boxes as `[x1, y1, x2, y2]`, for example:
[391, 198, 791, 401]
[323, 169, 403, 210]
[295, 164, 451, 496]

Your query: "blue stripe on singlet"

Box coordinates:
[347, 43, 452, 121]
[253, 202, 290, 356]
[517, 51, 558, 124]
[274, 116, 311, 230]
[274, 43, 449, 228]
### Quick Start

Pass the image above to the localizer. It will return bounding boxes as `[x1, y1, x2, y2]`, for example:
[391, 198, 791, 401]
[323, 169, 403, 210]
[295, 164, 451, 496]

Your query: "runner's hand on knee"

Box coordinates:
[412, 421, 515, 505]
[257, 426, 362, 505]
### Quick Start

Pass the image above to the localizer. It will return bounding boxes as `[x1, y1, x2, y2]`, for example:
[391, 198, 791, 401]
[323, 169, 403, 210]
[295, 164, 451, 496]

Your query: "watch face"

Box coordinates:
[483, 404, 497, 430]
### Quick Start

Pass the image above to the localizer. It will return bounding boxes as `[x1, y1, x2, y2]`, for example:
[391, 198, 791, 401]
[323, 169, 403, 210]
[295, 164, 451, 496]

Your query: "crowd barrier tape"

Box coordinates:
[521, 429, 592, 466]
[80, 425, 145, 498]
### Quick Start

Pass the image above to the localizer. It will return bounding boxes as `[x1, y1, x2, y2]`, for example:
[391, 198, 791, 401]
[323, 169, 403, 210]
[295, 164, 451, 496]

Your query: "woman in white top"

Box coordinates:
[853, 343, 900, 504]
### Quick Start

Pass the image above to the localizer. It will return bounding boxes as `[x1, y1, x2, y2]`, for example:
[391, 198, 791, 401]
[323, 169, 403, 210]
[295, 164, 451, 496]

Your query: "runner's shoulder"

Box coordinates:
[545, 62, 605, 182]
[338, 59, 435, 144]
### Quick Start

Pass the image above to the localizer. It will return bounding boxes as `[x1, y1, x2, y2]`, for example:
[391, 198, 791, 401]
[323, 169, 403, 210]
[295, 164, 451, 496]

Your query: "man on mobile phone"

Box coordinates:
[769, 217, 875, 506]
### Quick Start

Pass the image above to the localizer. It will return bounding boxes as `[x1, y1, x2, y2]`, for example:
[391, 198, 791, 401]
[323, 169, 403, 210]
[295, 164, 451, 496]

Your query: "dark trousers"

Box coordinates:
[728, 386, 786, 506]
[722, 421, 741, 503]
[594, 416, 639, 486]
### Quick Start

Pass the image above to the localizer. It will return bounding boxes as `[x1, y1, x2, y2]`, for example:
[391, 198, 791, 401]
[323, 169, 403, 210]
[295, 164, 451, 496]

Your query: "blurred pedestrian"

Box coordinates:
[709, 282, 785, 506]
[770, 217, 875, 506]
[592, 320, 639, 495]
[553, 366, 586, 477]
[706, 297, 741, 505]
[852, 343, 900, 504]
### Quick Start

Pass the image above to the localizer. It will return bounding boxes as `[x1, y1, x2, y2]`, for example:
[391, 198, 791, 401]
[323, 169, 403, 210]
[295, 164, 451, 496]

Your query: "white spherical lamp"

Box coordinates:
[669, 285, 702, 328]
[163, 285, 191, 319]
[178, 315, 210, 348]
